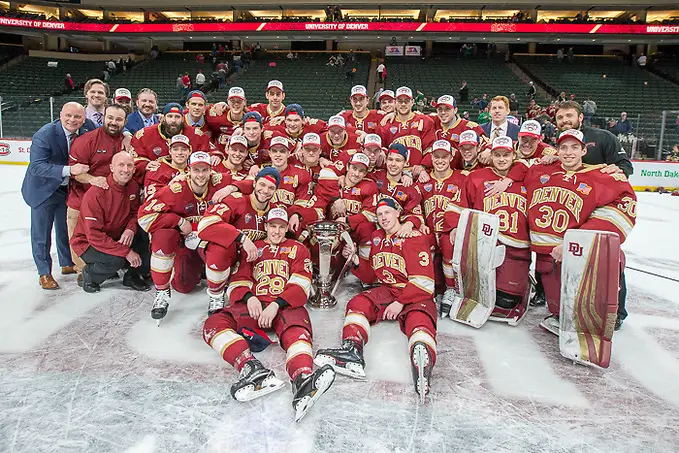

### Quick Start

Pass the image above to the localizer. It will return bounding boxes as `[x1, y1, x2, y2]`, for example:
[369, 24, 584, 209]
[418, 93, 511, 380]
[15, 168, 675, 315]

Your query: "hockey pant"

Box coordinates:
[150, 228, 203, 293]
[198, 242, 239, 297]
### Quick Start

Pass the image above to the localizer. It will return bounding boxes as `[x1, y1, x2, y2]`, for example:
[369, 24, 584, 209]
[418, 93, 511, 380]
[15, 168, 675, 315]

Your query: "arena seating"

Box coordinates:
[384, 56, 551, 115]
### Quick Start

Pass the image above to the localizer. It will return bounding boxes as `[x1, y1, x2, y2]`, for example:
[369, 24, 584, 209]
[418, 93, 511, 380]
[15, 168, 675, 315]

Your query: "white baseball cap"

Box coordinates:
[492, 136, 514, 152]
[432, 139, 452, 154]
[267, 207, 289, 224]
[363, 134, 382, 148]
[433, 95, 456, 109]
[378, 90, 395, 101]
[170, 134, 191, 148]
[189, 151, 211, 167]
[396, 86, 413, 99]
[270, 136, 290, 149]
[459, 130, 479, 146]
[302, 133, 321, 147]
[229, 135, 248, 149]
[228, 87, 245, 100]
[351, 85, 368, 98]
[519, 120, 542, 139]
[114, 88, 131, 100]
[349, 153, 370, 169]
[557, 129, 585, 145]
[328, 115, 346, 130]
[267, 80, 284, 92]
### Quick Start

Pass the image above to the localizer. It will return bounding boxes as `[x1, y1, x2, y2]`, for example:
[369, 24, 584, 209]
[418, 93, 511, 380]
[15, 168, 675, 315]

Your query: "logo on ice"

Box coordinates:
[568, 242, 583, 257]
[0, 143, 9, 156]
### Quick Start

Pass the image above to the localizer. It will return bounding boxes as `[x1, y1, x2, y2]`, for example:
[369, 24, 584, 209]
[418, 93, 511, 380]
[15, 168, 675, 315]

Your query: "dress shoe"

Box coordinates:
[82, 281, 101, 293]
[123, 272, 151, 292]
[614, 316, 624, 331]
[39, 274, 59, 290]
[61, 266, 77, 275]
[77, 273, 83, 286]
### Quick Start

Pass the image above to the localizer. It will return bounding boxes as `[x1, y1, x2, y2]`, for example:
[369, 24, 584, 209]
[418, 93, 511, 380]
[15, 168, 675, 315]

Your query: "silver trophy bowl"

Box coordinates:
[307, 220, 348, 310]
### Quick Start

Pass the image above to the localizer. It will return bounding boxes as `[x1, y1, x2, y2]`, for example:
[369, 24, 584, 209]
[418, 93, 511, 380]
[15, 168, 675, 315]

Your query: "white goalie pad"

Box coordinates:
[559, 229, 621, 369]
[449, 209, 506, 328]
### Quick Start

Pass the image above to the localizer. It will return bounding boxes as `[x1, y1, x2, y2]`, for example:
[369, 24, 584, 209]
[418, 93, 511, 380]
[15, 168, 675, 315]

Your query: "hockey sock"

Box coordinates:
[206, 266, 230, 294]
[208, 328, 253, 372]
[150, 252, 175, 290]
[282, 327, 314, 381]
[341, 311, 370, 346]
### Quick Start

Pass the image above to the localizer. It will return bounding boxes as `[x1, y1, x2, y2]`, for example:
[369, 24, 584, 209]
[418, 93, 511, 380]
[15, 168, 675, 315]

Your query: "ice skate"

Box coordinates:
[539, 315, 560, 336]
[411, 341, 433, 404]
[207, 290, 225, 316]
[314, 339, 366, 379]
[151, 288, 171, 326]
[230, 359, 285, 402]
[440, 288, 457, 318]
[292, 364, 336, 423]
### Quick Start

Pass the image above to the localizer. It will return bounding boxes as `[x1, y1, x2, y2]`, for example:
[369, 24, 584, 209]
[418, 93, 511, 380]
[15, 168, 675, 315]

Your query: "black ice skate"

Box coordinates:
[291, 364, 336, 423]
[314, 339, 366, 379]
[151, 288, 171, 326]
[411, 341, 433, 405]
[230, 359, 285, 402]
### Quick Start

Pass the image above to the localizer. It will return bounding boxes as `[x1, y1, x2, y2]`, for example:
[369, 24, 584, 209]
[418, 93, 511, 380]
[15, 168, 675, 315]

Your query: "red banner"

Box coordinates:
[0, 17, 678, 35]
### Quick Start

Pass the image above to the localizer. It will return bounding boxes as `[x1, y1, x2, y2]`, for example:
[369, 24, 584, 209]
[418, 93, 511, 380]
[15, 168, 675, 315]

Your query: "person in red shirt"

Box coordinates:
[265, 104, 327, 152]
[457, 130, 486, 173]
[377, 86, 435, 177]
[206, 87, 247, 152]
[213, 135, 249, 181]
[197, 167, 280, 315]
[66, 104, 127, 275]
[248, 80, 286, 124]
[516, 120, 557, 163]
[315, 197, 437, 403]
[377, 90, 395, 114]
[130, 103, 215, 181]
[321, 115, 362, 163]
[183, 90, 212, 138]
[340, 85, 384, 134]
[202, 208, 335, 421]
[70, 152, 149, 293]
[143, 134, 191, 200]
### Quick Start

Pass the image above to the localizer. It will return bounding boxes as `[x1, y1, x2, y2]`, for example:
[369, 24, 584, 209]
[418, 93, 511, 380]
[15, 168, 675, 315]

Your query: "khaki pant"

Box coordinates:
[67, 207, 86, 272]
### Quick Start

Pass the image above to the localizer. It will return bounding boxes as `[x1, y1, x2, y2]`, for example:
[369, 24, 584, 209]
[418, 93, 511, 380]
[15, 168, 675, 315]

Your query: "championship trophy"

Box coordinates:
[307, 220, 355, 310]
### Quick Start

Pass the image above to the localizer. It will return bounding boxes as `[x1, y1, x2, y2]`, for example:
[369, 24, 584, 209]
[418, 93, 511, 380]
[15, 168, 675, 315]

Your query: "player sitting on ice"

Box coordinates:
[315, 197, 437, 403]
[526, 129, 636, 336]
[202, 208, 335, 422]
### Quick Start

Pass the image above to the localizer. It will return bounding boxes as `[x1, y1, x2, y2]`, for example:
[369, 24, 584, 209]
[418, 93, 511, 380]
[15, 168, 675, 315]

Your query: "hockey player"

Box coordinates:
[183, 90, 212, 138]
[377, 86, 436, 176]
[340, 85, 384, 133]
[143, 134, 190, 200]
[516, 120, 557, 163]
[196, 167, 281, 315]
[265, 104, 327, 152]
[320, 115, 362, 163]
[129, 103, 214, 180]
[461, 136, 531, 322]
[205, 87, 247, 152]
[213, 135, 249, 181]
[248, 80, 286, 124]
[457, 130, 486, 172]
[377, 90, 395, 114]
[525, 129, 636, 333]
[315, 197, 437, 403]
[137, 152, 234, 321]
[202, 208, 335, 421]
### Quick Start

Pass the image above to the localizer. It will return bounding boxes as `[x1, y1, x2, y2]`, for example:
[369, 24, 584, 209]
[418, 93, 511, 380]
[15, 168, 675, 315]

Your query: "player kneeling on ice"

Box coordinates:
[315, 197, 437, 403]
[202, 208, 335, 422]
[526, 129, 636, 368]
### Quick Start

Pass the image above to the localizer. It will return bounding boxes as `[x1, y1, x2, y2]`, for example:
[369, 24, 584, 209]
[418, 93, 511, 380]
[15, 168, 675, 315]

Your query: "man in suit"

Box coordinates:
[480, 96, 520, 142]
[122, 88, 159, 150]
[21, 102, 94, 289]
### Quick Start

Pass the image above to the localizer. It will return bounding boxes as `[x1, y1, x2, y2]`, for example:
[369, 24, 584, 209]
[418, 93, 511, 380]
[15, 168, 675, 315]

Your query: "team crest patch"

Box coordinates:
[521, 186, 527, 194]
[153, 146, 163, 156]
[423, 183, 433, 192]
[373, 237, 381, 246]
[185, 203, 194, 212]
[257, 248, 264, 258]
[390, 127, 398, 134]
[540, 175, 550, 184]
[451, 134, 459, 141]
[576, 182, 592, 195]
[245, 213, 253, 223]
[447, 184, 457, 193]
[393, 238, 403, 247]
[376, 180, 384, 189]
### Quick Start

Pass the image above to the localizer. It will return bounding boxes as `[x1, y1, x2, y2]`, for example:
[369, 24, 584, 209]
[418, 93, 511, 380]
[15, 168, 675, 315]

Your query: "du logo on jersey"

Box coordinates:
[568, 242, 583, 257]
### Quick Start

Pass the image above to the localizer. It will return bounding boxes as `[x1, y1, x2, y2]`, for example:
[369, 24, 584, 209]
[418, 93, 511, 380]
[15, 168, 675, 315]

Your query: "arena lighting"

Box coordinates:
[603, 74, 607, 78]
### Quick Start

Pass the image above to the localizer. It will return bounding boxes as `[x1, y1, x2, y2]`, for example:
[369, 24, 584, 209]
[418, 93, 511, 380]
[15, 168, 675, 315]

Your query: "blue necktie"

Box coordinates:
[94, 112, 103, 127]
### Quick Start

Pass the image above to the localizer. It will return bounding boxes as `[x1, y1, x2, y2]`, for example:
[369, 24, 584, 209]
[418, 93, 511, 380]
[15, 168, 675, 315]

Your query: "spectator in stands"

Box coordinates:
[181, 72, 191, 99]
[557, 91, 567, 103]
[414, 90, 426, 112]
[122, 88, 159, 148]
[107, 59, 116, 74]
[557, 48, 565, 63]
[114, 88, 133, 115]
[526, 81, 536, 99]
[377, 61, 386, 84]
[458, 81, 469, 103]
[544, 100, 557, 120]
[667, 144, 679, 162]
[64, 74, 74, 94]
[21, 102, 95, 290]
[477, 107, 490, 124]
[176, 74, 184, 98]
[637, 54, 647, 67]
[473, 94, 488, 110]
[195, 69, 206, 91]
[525, 99, 542, 120]
[196, 54, 205, 65]
[582, 99, 597, 126]
[84, 78, 110, 129]
[567, 47, 574, 62]
[480, 95, 520, 142]
[462, 111, 470, 120]
[102, 66, 110, 82]
[70, 152, 150, 293]
[613, 112, 633, 135]
[509, 93, 519, 115]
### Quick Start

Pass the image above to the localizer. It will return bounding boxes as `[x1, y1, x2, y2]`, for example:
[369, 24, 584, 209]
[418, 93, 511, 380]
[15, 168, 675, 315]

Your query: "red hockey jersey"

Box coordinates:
[320, 130, 362, 162]
[340, 110, 384, 134]
[377, 113, 436, 167]
[142, 157, 188, 200]
[418, 169, 467, 234]
[248, 103, 285, 124]
[205, 106, 244, 151]
[422, 116, 486, 169]
[373, 169, 424, 228]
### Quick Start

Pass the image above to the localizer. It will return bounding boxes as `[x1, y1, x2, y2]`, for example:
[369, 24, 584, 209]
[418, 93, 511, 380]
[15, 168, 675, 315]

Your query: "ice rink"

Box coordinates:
[1, 164, 679, 453]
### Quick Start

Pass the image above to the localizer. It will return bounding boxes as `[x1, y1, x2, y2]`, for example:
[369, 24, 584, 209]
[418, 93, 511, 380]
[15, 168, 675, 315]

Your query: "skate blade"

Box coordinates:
[313, 355, 366, 380]
[295, 367, 336, 423]
[539, 320, 560, 337]
[234, 375, 286, 402]
[412, 344, 430, 405]
[489, 314, 524, 327]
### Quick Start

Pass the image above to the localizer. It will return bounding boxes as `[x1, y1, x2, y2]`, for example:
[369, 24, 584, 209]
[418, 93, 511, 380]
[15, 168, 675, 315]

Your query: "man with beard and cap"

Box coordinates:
[66, 104, 128, 277]
[129, 102, 214, 180]
[340, 85, 385, 134]
[70, 152, 150, 293]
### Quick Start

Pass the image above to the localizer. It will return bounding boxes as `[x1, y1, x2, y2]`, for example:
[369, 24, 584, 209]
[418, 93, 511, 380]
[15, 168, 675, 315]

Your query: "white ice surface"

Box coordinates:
[1, 166, 679, 453]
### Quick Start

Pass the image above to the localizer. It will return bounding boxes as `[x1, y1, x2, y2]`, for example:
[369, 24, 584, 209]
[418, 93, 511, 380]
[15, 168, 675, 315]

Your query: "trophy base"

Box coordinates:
[307, 291, 339, 311]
